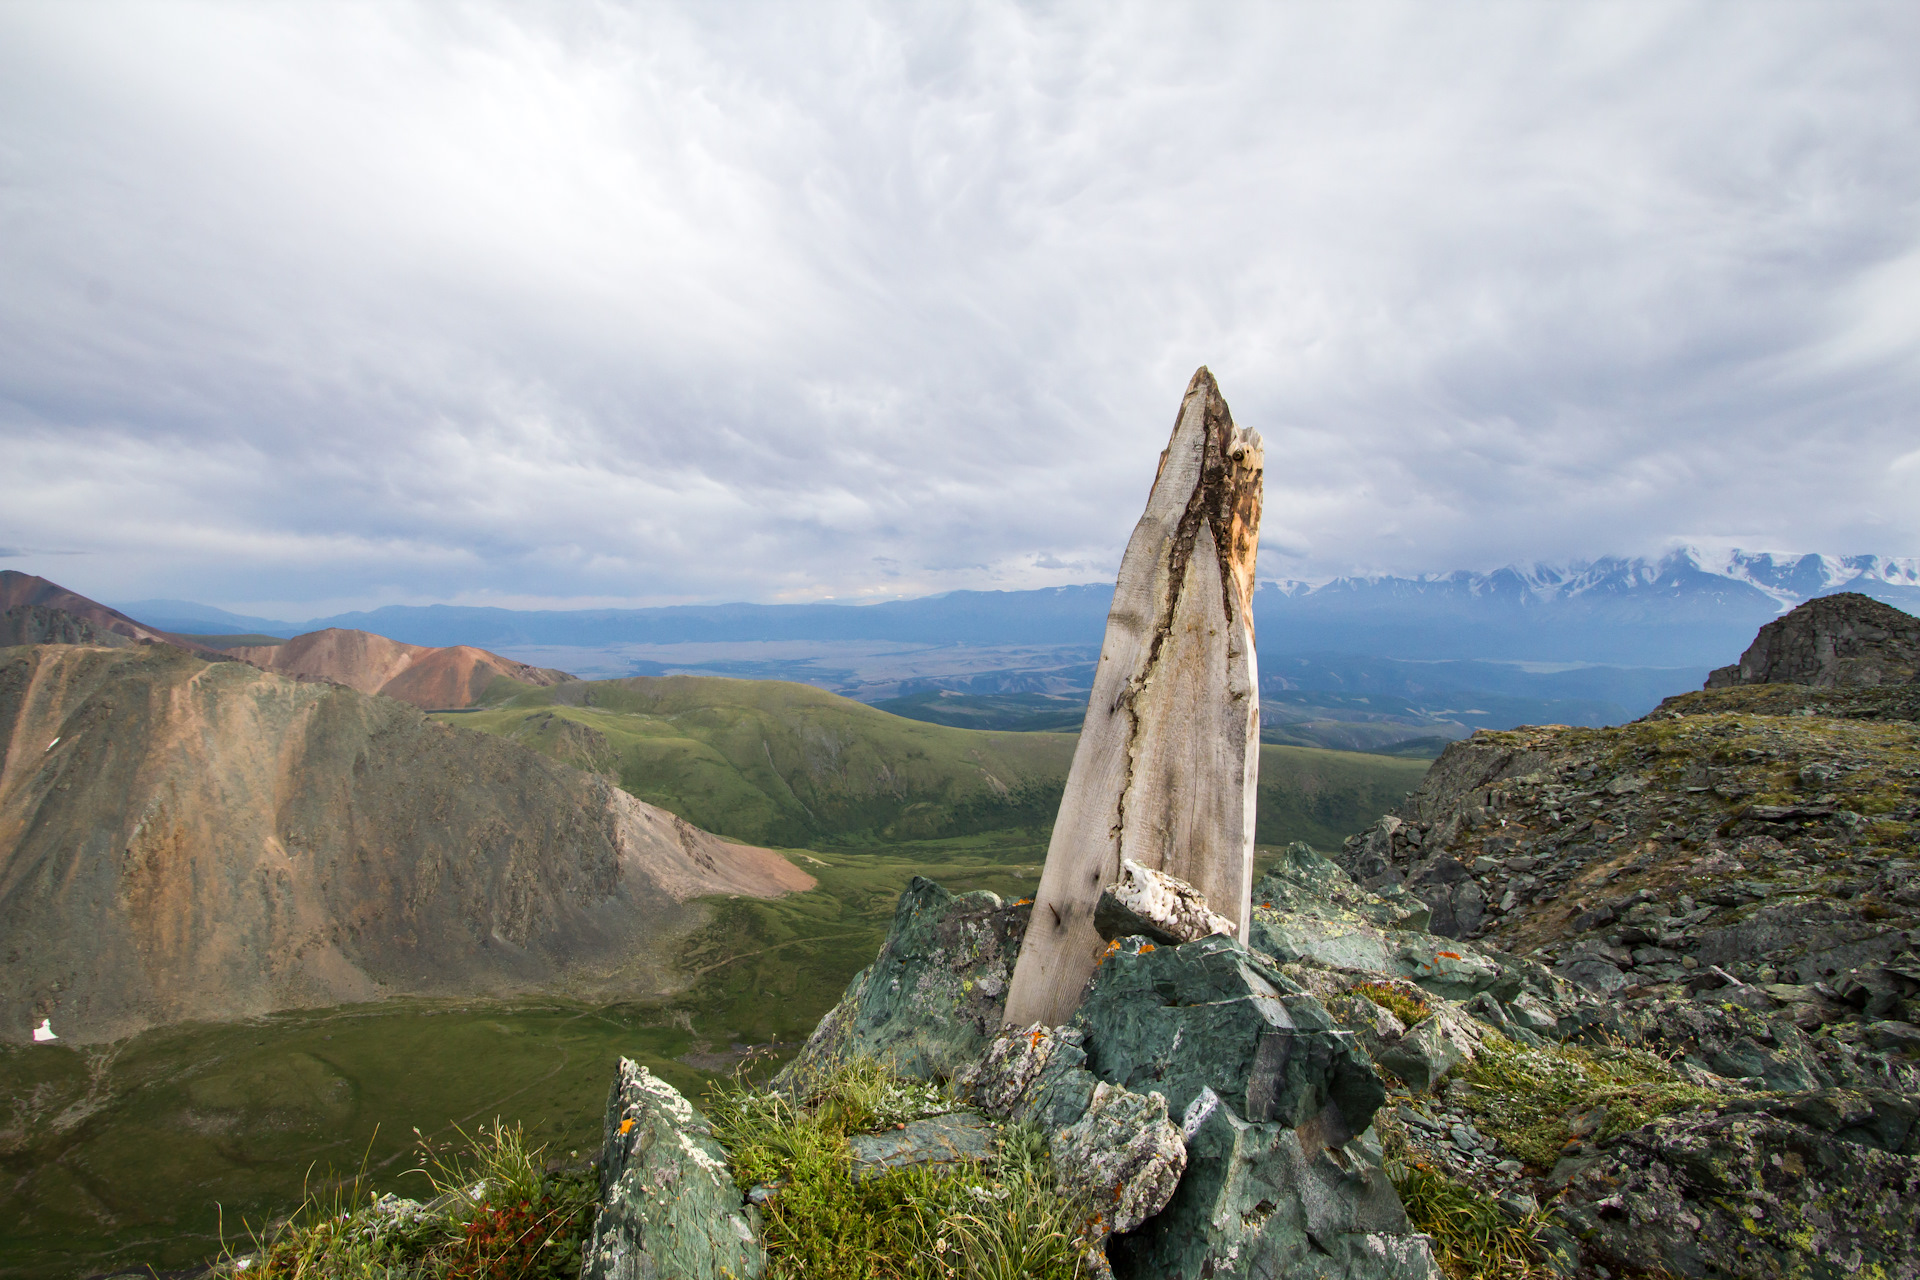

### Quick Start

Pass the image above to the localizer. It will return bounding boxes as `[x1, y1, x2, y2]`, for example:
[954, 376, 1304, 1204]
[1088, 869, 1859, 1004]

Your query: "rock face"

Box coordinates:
[583, 1059, 764, 1280]
[1707, 591, 1920, 688]
[0, 605, 136, 649]
[226, 626, 575, 709]
[1005, 367, 1264, 1029]
[0, 643, 812, 1042]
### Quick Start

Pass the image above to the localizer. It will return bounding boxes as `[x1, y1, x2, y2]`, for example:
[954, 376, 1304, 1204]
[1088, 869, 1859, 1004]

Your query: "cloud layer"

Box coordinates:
[2, 1, 1916, 615]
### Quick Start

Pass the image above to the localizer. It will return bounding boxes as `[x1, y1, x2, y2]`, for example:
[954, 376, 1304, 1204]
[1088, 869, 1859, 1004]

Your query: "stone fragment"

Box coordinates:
[847, 1111, 995, 1181]
[773, 878, 1028, 1090]
[1005, 368, 1264, 1029]
[1049, 1081, 1186, 1237]
[951, 1023, 1098, 1130]
[1092, 858, 1235, 946]
[1112, 1086, 1443, 1280]
[583, 1059, 764, 1280]
[1375, 1003, 1486, 1093]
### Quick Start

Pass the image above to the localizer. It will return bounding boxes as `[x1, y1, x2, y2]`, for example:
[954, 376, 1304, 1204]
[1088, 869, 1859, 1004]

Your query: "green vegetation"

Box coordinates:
[6, 675, 1427, 1280]
[1353, 980, 1431, 1027]
[442, 675, 1429, 854]
[238, 1120, 596, 1280]
[1254, 743, 1430, 849]
[1455, 1034, 1720, 1169]
[0, 1000, 694, 1280]
[706, 1058, 1092, 1280]
[1390, 1164, 1555, 1280]
[668, 835, 1052, 1046]
[446, 675, 1077, 846]
[870, 689, 1089, 733]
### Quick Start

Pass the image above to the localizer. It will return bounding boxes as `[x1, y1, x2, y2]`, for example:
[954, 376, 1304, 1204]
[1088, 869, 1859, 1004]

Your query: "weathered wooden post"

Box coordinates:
[1002, 367, 1263, 1029]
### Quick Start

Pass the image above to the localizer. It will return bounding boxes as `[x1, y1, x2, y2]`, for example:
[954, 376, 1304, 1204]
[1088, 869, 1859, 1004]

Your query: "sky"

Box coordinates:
[2, 2, 1917, 619]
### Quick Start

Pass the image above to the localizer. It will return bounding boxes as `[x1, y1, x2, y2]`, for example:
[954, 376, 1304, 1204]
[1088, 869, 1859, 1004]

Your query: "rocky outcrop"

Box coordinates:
[0, 643, 812, 1042]
[583, 1059, 764, 1280]
[1707, 591, 1920, 688]
[226, 627, 574, 709]
[788, 877, 1441, 1280]
[775, 878, 1030, 1087]
[1004, 367, 1263, 1029]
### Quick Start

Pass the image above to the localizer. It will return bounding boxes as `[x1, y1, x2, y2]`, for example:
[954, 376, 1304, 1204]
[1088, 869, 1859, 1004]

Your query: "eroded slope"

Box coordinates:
[0, 643, 809, 1043]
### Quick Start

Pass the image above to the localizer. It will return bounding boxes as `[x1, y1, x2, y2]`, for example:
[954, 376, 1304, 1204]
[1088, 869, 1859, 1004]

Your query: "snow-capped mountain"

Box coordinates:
[1253, 548, 1920, 666]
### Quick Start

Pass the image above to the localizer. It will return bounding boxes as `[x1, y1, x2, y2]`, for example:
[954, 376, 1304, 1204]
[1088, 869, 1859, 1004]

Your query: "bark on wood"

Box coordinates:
[1002, 366, 1262, 1029]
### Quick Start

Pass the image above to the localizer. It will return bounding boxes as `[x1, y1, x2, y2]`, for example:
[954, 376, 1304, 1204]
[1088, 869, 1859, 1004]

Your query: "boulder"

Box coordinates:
[1092, 858, 1236, 946]
[1112, 1086, 1442, 1280]
[773, 878, 1028, 1090]
[582, 1059, 763, 1280]
[1075, 935, 1385, 1139]
[1373, 1004, 1486, 1093]
[847, 1111, 995, 1181]
[1049, 1081, 1187, 1238]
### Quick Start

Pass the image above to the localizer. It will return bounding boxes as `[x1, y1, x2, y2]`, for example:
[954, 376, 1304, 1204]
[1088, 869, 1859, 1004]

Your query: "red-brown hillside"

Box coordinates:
[226, 628, 574, 709]
[0, 571, 220, 655]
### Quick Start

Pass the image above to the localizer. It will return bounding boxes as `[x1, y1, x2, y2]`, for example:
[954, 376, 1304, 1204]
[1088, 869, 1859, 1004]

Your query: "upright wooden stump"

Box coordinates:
[1002, 367, 1263, 1029]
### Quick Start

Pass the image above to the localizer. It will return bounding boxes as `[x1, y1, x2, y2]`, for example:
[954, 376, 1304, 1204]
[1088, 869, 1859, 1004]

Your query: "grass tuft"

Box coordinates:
[226, 1119, 597, 1280]
[1392, 1164, 1554, 1280]
[706, 1058, 1093, 1280]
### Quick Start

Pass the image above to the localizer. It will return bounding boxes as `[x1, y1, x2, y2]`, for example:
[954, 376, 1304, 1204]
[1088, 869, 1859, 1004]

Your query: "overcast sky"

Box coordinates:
[2, 2, 1916, 617]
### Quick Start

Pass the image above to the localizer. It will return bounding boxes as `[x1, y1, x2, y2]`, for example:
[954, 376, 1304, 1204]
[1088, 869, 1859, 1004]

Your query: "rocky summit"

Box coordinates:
[582, 597, 1920, 1278]
[1707, 590, 1920, 688]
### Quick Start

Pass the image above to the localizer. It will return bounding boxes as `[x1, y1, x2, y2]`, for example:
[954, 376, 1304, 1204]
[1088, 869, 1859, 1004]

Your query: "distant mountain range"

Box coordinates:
[120, 548, 1920, 668]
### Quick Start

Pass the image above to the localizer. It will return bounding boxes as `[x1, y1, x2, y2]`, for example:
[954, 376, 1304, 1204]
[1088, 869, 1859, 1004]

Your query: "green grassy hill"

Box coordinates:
[447, 674, 1077, 845]
[444, 674, 1429, 854]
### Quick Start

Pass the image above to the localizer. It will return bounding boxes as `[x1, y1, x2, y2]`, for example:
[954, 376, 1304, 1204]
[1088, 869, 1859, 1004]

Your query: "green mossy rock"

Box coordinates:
[1112, 1085, 1440, 1280]
[773, 877, 1031, 1089]
[583, 1059, 763, 1280]
[1075, 934, 1386, 1134]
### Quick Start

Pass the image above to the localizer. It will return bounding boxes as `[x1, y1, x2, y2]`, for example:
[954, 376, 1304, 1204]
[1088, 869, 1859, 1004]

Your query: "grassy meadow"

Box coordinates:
[5, 674, 1430, 1278]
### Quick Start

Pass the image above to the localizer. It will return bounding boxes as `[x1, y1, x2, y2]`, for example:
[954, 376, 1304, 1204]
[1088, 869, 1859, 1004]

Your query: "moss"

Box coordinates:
[1353, 981, 1431, 1027]
[1456, 1034, 1722, 1170]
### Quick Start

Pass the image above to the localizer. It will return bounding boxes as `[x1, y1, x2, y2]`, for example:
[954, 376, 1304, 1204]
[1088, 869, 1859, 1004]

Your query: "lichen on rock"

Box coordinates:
[583, 1058, 764, 1280]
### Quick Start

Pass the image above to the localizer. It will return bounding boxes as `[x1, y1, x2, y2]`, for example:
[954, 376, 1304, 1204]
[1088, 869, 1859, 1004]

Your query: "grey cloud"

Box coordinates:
[0, 1, 1916, 613]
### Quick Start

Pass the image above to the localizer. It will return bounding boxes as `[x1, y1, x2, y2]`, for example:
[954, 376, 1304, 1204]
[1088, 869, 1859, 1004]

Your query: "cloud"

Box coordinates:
[0, 1, 1915, 611]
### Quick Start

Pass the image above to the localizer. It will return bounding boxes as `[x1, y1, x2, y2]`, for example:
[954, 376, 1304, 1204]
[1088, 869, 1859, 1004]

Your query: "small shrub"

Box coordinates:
[1354, 980, 1431, 1027]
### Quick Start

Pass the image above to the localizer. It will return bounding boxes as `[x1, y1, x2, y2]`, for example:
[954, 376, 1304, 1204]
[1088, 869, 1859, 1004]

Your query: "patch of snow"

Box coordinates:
[33, 1018, 57, 1041]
